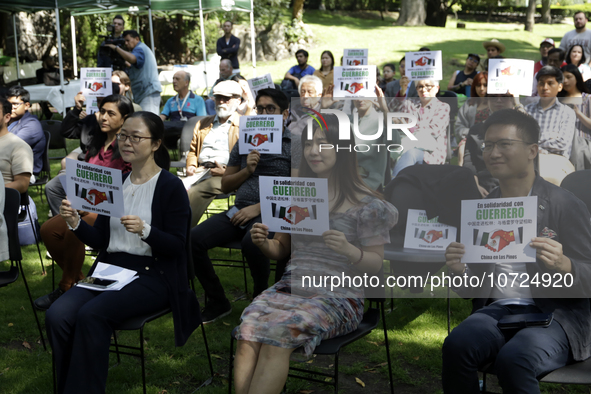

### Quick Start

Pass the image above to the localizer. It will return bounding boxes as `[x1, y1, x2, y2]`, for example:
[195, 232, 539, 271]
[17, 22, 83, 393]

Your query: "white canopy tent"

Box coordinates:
[1, 0, 257, 112]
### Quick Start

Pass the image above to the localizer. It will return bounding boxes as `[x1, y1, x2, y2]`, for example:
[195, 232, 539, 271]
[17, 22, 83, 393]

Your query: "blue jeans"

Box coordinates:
[442, 303, 573, 394]
[391, 148, 424, 178]
[138, 92, 162, 115]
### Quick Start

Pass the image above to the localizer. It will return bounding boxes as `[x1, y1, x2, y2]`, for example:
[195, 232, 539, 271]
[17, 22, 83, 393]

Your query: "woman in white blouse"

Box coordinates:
[46, 112, 200, 394]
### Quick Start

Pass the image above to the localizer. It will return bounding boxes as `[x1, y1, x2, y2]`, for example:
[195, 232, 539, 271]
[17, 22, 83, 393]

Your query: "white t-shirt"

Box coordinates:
[560, 29, 591, 64]
[0, 173, 9, 262]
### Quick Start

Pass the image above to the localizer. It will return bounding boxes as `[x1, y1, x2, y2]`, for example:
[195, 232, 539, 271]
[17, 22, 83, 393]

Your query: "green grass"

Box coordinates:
[239, 10, 574, 88]
[2, 11, 590, 394]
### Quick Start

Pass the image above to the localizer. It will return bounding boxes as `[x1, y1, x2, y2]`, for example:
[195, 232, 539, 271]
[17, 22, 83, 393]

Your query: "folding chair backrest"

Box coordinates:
[42, 130, 51, 175]
[40, 120, 66, 151]
[561, 170, 591, 214]
[179, 116, 203, 154]
[4, 188, 22, 261]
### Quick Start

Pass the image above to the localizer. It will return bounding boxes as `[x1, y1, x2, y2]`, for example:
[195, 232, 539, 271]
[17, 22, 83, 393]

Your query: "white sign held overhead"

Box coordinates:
[247, 73, 275, 98]
[460, 196, 537, 264]
[405, 51, 443, 81]
[343, 49, 369, 66]
[80, 67, 112, 97]
[487, 59, 535, 96]
[333, 66, 376, 98]
[259, 176, 330, 236]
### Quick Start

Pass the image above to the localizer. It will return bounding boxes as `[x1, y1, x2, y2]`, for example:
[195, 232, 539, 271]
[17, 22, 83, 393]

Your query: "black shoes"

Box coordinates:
[34, 288, 64, 311]
[201, 300, 232, 324]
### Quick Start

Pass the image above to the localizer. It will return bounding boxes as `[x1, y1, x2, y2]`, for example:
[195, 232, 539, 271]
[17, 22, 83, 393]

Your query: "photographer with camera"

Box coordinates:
[104, 30, 162, 115]
[97, 15, 126, 70]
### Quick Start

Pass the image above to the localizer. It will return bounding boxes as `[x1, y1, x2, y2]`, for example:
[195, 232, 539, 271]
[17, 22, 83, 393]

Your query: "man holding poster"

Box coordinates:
[191, 88, 292, 324]
[442, 109, 591, 393]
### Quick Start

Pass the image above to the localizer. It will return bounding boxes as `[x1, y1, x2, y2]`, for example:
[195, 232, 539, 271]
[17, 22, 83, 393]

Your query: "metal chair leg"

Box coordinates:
[112, 330, 121, 365]
[242, 255, 248, 295]
[26, 206, 45, 275]
[379, 302, 395, 394]
[18, 261, 46, 350]
[201, 323, 214, 378]
[334, 352, 339, 394]
[140, 327, 147, 394]
[228, 334, 234, 394]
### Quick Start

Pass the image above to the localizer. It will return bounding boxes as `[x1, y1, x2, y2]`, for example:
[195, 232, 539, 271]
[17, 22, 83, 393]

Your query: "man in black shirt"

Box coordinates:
[216, 21, 241, 73]
[447, 53, 480, 96]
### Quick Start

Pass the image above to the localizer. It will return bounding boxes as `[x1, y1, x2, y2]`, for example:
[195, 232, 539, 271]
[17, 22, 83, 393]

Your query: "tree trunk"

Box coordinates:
[396, 0, 426, 26]
[293, 0, 305, 21]
[425, 0, 448, 27]
[541, 0, 551, 24]
[524, 0, 536, 32]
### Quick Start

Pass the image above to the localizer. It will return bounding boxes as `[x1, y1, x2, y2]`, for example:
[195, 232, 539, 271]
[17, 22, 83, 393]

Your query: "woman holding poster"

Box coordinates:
[46, 112, 199, 394]
[35, 95, 134, 311]
[232, 114, 398, 394]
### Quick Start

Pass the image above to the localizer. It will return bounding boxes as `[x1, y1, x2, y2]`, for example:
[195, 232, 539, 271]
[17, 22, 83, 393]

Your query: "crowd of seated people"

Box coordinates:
[4, 14, 591, 394]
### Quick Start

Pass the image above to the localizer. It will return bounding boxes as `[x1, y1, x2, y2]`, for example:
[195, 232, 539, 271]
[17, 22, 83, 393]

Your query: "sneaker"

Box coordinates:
[201, 301, 232, 324]
[34, 288, 64, 311]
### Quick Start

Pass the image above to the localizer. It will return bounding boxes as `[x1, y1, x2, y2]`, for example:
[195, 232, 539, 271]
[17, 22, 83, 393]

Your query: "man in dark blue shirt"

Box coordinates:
[6, 86, 45, 182]
[281, 50, 316, 91]
[216, 21, 241, 73]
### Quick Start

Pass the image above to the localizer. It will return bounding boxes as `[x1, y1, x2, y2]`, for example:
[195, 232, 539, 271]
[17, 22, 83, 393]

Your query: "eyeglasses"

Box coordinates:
[215, 95, 241, 102]
[116, 134, 153, 143]
[9, 102, 24, 108]
[416, 85, 436, 91]
[467, 57, 479, 63]
[255, 105, 278, 114]
[481, 139, 534, 152]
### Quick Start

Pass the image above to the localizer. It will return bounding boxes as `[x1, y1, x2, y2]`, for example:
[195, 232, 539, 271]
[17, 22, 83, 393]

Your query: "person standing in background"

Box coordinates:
[217, 21, 241, 74]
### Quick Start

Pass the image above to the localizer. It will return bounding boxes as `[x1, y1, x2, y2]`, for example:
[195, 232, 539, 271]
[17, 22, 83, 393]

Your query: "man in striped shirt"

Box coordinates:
[525, 66, 576, 184]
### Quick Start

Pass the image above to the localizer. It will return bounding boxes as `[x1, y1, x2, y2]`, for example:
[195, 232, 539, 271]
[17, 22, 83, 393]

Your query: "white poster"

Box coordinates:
[333, 66, 376, 98]
[405, 51, 443, 81]
[80, 68, 113, 97]
[238, 115, 283, 154]
[487, 59, 535, 96]
[65, 158, 124, 218]
[343, 49, 369, 66]
[403, 209, 457, 250]
[247, 73, 275, 99]
[259, 176, 329, 236]
[460, 197, 537, 263]
[86, 97, 99, 115]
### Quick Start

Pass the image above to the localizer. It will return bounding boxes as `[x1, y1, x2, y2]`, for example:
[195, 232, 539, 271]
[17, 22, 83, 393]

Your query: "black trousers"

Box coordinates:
[191, 211, 271, 303]
[45, 253, 169, 394]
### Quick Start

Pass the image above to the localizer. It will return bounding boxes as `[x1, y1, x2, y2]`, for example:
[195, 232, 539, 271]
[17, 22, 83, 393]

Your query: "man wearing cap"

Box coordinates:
[185, 80, 243, 228]
[560, 11, 591, 65]
[535, 38, 556, 74]
[482, 39, 506, 71]
[447, 54, 480, 96]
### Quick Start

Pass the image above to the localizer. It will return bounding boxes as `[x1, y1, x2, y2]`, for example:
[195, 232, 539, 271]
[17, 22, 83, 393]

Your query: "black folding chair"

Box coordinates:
[40, 120, 67, 160]
[18, 191, 45, 275]
[108, 214, 214, 393]
[1, 188, 46, 350]
[228, 270, 394, 394]
[31, 130, 51, 202]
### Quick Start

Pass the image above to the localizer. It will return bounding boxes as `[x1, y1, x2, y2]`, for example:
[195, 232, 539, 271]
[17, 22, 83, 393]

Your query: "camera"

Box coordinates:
[98, 25, 126, 70]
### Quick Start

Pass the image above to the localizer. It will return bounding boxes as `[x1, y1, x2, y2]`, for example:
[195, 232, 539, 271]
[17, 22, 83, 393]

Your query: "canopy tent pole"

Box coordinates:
[55, 1, 66, 114]
[198, 0, 209, 92]
[148, 1, 155, 52]
[250, 0, 256, 77]
[71, 15, 77, 77]
[12, 13, 21, 81]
